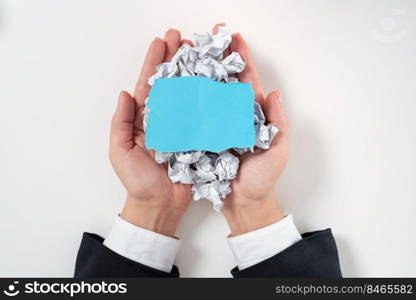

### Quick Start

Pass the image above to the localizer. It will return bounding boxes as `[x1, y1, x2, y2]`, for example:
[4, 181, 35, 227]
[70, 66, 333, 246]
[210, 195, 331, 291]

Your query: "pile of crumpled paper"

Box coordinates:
[143, 27, 278, 211]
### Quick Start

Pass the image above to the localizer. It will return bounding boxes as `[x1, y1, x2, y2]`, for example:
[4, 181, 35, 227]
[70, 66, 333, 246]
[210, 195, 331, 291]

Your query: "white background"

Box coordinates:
[1, 0, 415, 277]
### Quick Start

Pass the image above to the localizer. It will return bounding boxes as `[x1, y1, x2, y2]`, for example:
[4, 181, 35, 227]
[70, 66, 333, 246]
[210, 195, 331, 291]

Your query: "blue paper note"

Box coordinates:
[145, 77, 255, 153]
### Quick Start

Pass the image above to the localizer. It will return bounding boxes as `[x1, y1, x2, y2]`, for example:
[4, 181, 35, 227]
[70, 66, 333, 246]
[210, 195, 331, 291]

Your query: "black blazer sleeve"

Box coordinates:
[231, 229, 342, 278]
[74, 232, 179, 278]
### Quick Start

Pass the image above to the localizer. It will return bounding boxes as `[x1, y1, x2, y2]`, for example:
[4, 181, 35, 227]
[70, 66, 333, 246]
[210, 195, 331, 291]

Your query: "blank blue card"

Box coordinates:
[145, 77, 255, 153]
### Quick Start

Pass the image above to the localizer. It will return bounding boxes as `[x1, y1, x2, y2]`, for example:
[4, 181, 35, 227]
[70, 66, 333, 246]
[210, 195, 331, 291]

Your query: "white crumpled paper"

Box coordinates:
[144, 27, 279, 211]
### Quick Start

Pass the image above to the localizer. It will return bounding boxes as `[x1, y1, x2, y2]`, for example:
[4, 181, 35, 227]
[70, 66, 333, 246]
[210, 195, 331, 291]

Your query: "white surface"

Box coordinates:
[1, 0, 415, 277]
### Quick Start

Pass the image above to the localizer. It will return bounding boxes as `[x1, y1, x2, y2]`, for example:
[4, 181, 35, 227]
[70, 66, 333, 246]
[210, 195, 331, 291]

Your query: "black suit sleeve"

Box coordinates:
[231, 229, 342, 278]
[75, 229, 341, 278]
[74, 232, 179, 278]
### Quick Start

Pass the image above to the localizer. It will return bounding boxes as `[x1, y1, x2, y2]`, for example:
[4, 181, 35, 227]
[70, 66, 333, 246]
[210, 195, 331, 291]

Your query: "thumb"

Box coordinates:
[263, 90, 288, 134]
[110, 91, 136, 151]
[263, 90, 289, 152]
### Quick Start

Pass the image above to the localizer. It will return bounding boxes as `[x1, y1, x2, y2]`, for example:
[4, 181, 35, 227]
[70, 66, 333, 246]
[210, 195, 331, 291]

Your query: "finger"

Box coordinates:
[263, 90, 289, 150]
[134, 37, 166, 105]
[212, 22, 226, 34]
[212, 23, 231, 57]
[110, 91, 136, 151]
[180, 39, 193, 47]
[163, 28, 181, 62]
[263, 90, 288, 131]
[230, 33, 264, 102]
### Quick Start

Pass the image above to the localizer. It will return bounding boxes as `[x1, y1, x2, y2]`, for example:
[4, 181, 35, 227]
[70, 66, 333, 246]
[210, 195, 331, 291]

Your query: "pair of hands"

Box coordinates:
[110, 24, 289, 238]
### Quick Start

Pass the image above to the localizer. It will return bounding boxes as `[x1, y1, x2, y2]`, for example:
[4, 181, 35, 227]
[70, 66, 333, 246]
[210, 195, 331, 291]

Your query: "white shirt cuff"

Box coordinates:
[103, 216, 181, 273]
[227, 215, 302, 270]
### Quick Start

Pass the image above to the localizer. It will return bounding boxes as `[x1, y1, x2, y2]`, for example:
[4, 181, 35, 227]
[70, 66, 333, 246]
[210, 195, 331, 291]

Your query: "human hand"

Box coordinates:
[218, 27, 289, 236]
[110, 29, 193, 237]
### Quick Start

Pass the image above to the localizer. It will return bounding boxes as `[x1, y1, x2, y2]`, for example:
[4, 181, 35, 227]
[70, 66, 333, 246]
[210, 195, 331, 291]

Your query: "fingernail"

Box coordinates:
[274, 90, 282, 103]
